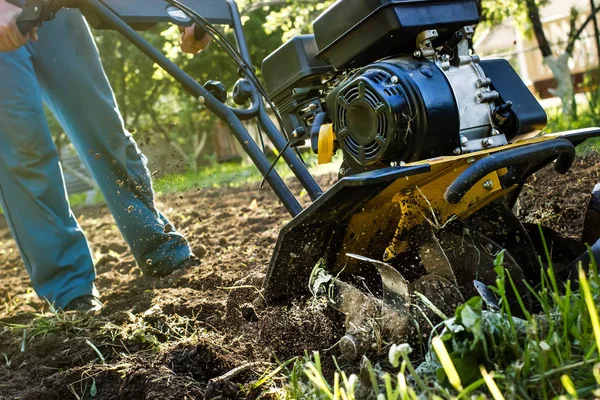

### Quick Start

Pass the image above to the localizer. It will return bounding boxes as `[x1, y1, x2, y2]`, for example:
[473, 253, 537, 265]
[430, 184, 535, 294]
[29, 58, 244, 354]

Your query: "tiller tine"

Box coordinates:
[345, 253, 409, 311]
[582, 183, 600, 246]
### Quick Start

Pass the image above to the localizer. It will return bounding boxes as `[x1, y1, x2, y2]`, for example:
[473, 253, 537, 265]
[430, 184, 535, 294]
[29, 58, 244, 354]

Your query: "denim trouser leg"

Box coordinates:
[31, 10, 193, 273]
[0, 10, 193, 308]
[0, 45, 97, 309]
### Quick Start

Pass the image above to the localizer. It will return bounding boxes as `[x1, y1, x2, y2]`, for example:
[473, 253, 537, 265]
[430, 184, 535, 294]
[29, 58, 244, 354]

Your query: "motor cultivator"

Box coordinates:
[20, 0, 600, 358]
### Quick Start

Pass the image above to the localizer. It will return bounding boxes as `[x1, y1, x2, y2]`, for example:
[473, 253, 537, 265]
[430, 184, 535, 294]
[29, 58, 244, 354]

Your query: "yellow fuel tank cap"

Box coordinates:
[318, 123, 335, 165]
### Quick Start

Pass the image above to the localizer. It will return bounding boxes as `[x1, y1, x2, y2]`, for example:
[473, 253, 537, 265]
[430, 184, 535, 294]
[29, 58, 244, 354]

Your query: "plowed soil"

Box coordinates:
[517, 153, 600, 238]
[0, 154, 598, 399]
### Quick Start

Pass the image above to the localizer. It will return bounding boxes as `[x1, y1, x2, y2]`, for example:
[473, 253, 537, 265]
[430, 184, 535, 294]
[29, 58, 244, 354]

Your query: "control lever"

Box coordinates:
[203, 80, 227, 103]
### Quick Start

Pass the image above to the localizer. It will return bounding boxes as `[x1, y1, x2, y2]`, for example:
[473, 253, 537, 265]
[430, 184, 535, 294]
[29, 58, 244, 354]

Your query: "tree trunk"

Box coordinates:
[544, 54, 577, 117]
[526, 0, 577, 118]
[524, 1, 600, 118]
[191, 132, 208, 174]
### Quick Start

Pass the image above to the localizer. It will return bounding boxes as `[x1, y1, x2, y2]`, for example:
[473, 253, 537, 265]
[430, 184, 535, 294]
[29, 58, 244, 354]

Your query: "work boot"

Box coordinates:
[147, 255, 201, 278]
[63, 295, 103, 314]
[164, 255, 201, 284]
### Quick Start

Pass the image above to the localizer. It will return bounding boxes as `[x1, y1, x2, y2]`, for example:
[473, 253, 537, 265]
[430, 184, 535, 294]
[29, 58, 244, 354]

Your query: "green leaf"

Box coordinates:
[459, 297, 483, 331]
[308, 259, 332, 298]
[90, 378, 97, 397]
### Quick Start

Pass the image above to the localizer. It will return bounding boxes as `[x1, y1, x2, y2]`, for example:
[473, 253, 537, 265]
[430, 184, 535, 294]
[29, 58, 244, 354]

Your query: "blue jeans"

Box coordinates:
[0, 10, 193, 308]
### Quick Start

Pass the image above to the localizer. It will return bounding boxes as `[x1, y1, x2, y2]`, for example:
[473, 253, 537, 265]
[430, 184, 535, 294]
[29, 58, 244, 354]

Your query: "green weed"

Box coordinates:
[1, 311, 86, 347]
[101, 309, 207, 352]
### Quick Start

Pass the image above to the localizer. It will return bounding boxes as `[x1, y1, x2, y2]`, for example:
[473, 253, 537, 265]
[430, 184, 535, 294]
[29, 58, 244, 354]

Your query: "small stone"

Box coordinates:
[193, 244, 208, 258]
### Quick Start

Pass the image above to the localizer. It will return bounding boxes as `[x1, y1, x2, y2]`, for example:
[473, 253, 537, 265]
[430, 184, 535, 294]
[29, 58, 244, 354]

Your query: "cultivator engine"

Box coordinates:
[19, 0, 600, 356]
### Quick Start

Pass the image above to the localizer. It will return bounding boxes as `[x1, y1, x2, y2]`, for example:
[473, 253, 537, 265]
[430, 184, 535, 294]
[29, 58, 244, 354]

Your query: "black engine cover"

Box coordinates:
[480, 59, 548, 136]
[313, 0, 479, 69]
[327, 58, 460, 171]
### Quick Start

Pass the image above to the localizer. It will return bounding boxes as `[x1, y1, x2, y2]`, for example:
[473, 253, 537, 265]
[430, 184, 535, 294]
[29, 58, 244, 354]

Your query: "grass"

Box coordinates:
[279, 234, 600, 399]
[66, 160, 266, 209]
[0, 307, 88, 352]
[66, 151, 335, 208]
[152, 152, 335, 196]
[65, 161, 278, 209]
[546, 87, 600, 154]
[101, 306, 211, 353]
[153, 161, 270, 195]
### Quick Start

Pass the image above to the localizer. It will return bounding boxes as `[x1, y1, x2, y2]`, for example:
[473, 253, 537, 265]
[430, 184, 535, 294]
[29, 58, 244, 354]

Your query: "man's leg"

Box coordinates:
[0, 46, 97, 309]
[31, 10, 194, 275]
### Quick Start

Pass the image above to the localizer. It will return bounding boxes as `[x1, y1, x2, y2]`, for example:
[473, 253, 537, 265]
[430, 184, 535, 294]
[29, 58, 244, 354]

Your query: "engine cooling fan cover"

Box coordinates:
[334, 68, 410, 166]
[326, 59, 461, 173]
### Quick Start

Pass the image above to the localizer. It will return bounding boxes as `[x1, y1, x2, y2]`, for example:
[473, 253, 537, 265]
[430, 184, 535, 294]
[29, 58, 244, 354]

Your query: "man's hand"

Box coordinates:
[179, 24, 211, 54]
[0, 0, 37, 52]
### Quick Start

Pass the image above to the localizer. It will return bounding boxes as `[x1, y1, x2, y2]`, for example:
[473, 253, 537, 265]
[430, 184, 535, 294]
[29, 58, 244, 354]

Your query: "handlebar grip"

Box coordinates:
[16, 18, 38, 36]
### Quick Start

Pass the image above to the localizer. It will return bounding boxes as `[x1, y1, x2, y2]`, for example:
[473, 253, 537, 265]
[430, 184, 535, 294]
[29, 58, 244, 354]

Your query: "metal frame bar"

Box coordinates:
[85, 0, 305, 216]
[226, 0, 323, 201]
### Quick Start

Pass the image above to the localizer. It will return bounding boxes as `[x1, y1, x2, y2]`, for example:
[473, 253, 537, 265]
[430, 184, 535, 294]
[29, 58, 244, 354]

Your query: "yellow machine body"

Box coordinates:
[335, 134, 558, 268]
[264, 129, 600, 301]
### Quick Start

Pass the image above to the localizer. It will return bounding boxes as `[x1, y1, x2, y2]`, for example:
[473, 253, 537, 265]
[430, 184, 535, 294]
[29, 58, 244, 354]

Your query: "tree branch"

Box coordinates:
[525, 0, 553, 58]
[566, 5, 600, 54]
[148, 112, 189, 162]
[193, 133, 208, 158]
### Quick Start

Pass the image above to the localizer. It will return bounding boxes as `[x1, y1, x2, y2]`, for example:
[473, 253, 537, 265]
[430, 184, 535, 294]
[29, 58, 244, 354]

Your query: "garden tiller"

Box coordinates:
[18, 0, 600, 355]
